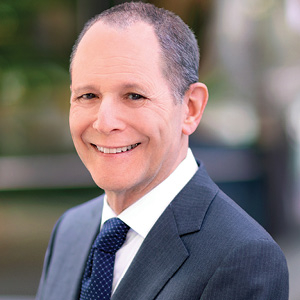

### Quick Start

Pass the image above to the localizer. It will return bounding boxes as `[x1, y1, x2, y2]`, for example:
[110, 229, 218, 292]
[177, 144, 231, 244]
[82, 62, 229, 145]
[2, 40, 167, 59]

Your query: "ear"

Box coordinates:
[182, 82, 208, 136]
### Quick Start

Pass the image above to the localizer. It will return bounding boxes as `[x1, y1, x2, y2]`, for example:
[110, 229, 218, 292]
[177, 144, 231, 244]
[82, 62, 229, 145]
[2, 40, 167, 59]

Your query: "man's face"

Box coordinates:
[70, 21, 189, 207]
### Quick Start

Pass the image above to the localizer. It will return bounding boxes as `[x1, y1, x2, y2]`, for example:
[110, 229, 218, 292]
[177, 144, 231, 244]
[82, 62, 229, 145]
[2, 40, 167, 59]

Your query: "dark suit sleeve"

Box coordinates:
[200, 238, 289, 299]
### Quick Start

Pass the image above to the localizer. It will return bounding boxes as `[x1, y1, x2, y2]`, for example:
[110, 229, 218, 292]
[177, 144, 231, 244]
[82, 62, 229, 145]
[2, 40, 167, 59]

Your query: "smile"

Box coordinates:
[95, 143, 140, 154]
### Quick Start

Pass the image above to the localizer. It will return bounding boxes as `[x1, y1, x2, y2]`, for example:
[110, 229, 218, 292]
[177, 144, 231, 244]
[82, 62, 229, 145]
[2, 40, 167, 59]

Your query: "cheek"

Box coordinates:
[69, 111, 80, 139]
[69, 107, 89, 137]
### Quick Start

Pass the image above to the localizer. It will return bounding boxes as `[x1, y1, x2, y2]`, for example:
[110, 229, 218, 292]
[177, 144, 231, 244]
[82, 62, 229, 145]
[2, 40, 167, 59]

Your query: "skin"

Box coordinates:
[69, 21, 208, 214]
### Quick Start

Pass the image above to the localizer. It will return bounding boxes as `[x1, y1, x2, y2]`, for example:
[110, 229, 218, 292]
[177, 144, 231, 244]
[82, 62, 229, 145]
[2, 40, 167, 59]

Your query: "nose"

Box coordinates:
[92, 97, 125, 135]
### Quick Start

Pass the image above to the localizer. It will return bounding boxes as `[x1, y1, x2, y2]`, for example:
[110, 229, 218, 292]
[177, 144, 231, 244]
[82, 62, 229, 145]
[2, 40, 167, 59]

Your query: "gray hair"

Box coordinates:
[70, 2, 200, 103]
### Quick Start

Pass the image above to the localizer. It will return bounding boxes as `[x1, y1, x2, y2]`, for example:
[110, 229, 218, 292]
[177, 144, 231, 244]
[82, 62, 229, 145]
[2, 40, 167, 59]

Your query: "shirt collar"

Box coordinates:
[101, 148, 198, 238]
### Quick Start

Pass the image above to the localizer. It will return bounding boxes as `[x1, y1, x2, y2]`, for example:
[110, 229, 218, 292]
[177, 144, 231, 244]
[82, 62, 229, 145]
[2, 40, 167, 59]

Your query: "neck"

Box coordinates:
[106, 143, 189, 214]
[105, 178, 161, 214]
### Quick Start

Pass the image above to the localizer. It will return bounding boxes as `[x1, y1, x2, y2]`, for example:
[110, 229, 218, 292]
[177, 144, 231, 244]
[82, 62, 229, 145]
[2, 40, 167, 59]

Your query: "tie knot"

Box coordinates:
[93, 218, 130, 254]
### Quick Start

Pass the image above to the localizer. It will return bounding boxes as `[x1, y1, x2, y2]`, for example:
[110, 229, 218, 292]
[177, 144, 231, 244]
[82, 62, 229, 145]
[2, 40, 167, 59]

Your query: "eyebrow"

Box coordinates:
[121, 83, 149, 94]
[122, 83, 140, 89]
[71, 80, 151, 97]
[71, 85, 99, 94]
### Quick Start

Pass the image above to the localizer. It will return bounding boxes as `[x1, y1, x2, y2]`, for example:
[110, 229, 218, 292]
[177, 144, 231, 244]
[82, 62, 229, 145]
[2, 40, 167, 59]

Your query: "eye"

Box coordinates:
[80, 93, 96, 100]
[128, 93, 145, 101]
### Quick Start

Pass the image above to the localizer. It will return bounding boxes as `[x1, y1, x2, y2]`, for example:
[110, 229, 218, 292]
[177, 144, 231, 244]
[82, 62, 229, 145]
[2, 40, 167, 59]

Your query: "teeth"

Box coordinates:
[96, 143, 139, 153]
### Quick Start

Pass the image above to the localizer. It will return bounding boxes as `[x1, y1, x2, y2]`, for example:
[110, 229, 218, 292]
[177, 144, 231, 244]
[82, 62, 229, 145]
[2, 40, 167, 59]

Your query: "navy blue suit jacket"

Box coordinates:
[37, 162, 289, 299]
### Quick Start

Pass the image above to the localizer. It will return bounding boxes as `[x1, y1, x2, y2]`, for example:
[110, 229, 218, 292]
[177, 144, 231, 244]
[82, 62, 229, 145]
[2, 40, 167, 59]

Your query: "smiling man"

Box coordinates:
[69, 20, 202, 213]
[37, 2, 288, 300]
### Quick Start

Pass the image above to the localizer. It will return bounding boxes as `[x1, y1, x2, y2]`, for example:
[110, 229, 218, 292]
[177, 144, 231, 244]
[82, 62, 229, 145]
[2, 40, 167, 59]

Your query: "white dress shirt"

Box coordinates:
[100, 148, 198, 293]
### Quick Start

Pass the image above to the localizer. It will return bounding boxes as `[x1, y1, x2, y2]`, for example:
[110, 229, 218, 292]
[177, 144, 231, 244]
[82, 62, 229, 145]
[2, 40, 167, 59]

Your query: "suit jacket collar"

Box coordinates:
[112, 162, 218, 300]
[171, 161, 219, 235]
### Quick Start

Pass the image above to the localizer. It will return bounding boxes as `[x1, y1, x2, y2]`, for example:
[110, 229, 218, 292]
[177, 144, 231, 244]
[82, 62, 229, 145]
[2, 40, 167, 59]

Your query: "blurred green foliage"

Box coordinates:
[0, 0, 77, 156]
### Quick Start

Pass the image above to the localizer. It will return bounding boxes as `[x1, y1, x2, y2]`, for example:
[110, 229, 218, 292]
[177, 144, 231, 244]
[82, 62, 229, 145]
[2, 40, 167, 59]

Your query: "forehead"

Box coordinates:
[71, 21, 164, 83]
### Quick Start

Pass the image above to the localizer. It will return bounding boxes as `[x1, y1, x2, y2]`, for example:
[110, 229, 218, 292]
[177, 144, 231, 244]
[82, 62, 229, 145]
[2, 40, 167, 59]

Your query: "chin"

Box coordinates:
[91, 174, 131, 192]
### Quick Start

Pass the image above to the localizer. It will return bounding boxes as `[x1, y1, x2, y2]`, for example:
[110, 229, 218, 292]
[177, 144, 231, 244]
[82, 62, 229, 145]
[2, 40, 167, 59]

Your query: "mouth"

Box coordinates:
[92, 143, 140, 154]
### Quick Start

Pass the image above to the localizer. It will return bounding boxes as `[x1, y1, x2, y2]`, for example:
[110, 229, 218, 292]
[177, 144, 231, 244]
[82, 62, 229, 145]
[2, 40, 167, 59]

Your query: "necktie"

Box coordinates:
[79, 218, 130, 300]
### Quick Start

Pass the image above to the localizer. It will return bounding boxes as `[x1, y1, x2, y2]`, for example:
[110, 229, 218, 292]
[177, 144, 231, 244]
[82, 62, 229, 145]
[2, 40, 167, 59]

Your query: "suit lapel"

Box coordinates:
[170, 162, 219, 236]
[112, 206, 189, 300]
[112, 163, 218, 300]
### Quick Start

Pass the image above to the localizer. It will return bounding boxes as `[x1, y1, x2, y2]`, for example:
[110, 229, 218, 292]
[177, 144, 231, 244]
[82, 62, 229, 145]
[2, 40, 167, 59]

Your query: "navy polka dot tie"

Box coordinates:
[79, 218, 130, 300]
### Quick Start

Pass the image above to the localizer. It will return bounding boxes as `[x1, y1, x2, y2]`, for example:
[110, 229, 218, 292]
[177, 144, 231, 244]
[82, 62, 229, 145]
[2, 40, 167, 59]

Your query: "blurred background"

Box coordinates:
[0, 0, 300, 298]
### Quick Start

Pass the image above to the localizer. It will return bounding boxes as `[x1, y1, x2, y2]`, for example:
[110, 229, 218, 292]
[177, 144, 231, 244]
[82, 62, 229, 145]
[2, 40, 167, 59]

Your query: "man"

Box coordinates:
[37, 2, 289, 300]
